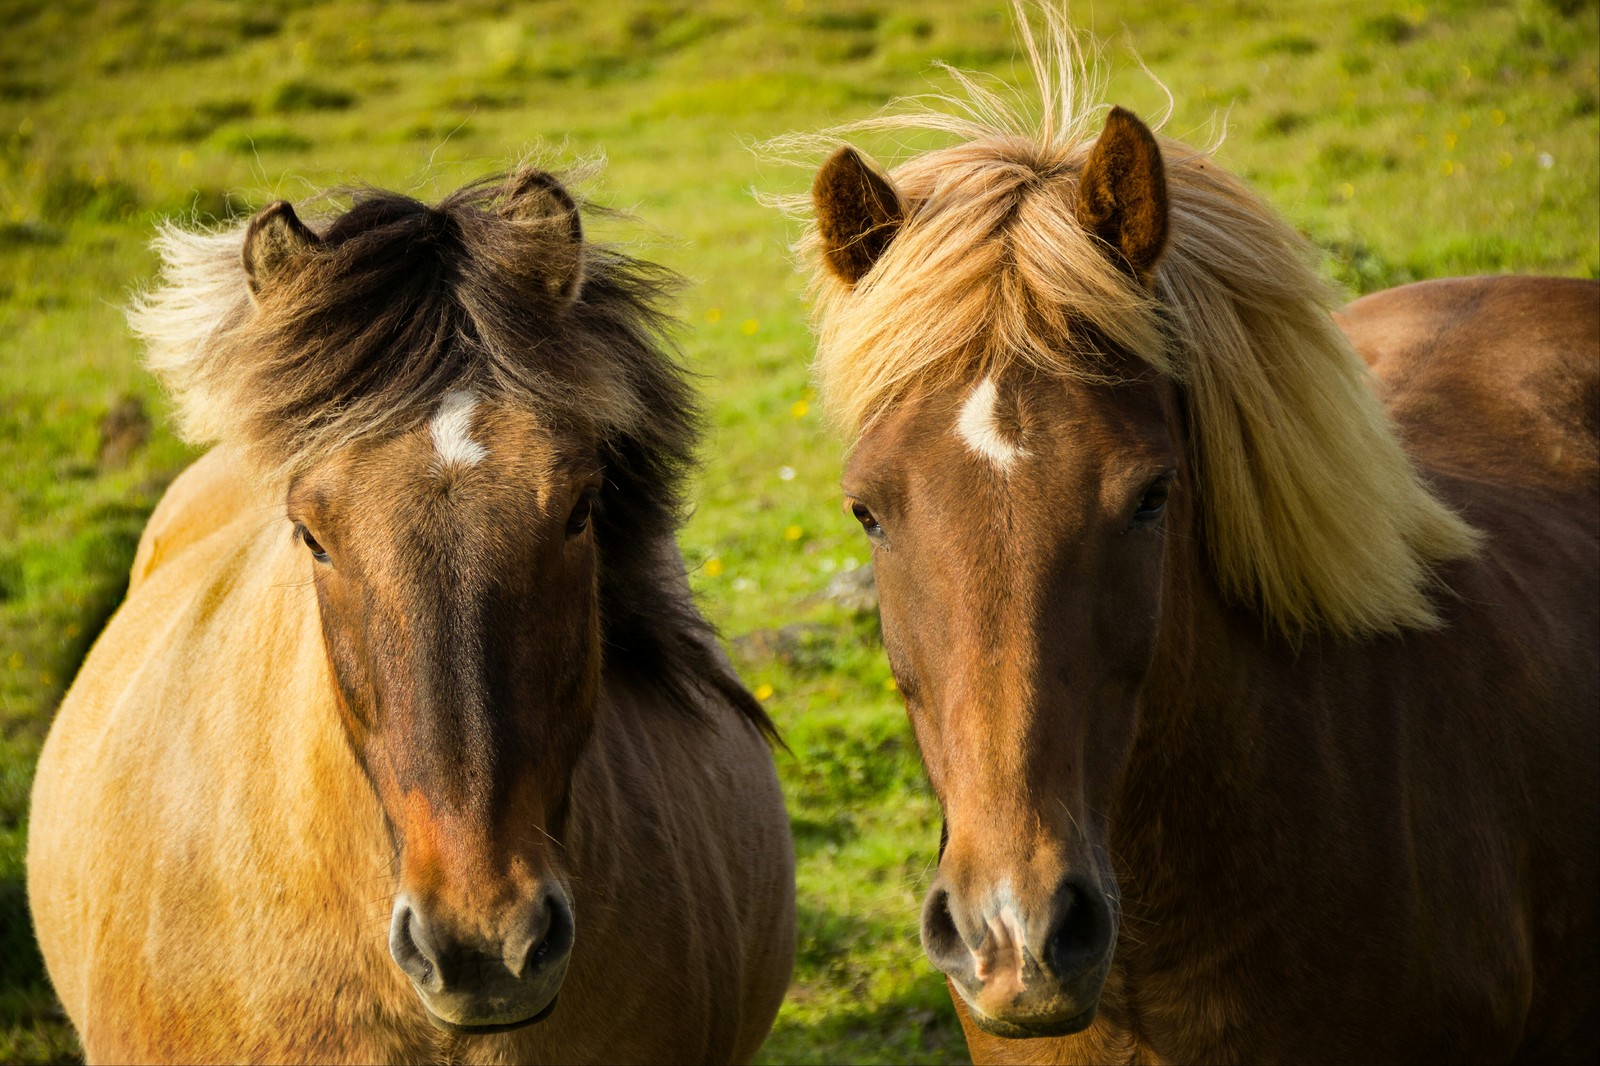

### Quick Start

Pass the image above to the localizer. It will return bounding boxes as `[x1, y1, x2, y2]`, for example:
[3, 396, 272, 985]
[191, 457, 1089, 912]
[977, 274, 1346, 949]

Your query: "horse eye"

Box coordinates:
[566, 490, 598, 538]
[1131, 476, 1173, 528]
[296, 523, 330, 564]
[851, 501, 882, 537]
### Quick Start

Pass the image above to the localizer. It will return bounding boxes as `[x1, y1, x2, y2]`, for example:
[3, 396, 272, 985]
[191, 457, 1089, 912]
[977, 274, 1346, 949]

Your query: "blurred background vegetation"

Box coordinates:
[1, 0, 1595, 1061]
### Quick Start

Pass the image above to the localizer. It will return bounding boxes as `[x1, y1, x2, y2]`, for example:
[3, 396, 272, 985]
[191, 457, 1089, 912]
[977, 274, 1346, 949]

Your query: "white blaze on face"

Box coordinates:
[956, 376, 1024, 470]
[430, 390, 488, 469]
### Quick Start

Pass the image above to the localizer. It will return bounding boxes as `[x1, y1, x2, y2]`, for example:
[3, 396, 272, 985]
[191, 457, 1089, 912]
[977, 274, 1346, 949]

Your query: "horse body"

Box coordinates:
[837, 280, 1599, 1063]
[29, 171, 793, 1063]
[1033, 282, 1600, 1062]
[32, 452, 792, 1064]
[799, 12, 1597, 1060]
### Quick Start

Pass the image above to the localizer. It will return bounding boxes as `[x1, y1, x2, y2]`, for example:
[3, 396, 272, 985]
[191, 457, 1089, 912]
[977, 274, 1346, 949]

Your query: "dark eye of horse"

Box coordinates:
[1131, 474, 1174, 529]
[566, 490, 598, 538]
[295, 523, 330, 564]
[851, 501, 883, 538]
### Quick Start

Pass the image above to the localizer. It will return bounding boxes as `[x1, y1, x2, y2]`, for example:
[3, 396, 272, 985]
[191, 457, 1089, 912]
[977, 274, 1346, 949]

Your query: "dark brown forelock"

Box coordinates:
[219, 177, 775, 741]
[225, 179, 655, 474]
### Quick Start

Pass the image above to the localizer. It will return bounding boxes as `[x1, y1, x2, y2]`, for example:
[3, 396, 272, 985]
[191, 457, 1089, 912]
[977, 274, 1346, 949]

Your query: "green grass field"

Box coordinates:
[1, 0, 1595, 1061]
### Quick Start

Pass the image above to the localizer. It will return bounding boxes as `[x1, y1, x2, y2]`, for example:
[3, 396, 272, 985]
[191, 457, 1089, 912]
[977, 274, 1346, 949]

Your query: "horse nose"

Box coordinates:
[1040, 878, 1113, 982]
[389, 888, 574, 1031]
[503, 890, 574, 979]
[920, 881, 979, 987]
[920, 873, 1113, 1037]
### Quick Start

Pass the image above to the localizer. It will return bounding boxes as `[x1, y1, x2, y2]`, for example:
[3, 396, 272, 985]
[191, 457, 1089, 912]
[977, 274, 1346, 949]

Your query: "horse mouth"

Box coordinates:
[423, 995, 558, 1035]
[965, 1001, 1098, 1040]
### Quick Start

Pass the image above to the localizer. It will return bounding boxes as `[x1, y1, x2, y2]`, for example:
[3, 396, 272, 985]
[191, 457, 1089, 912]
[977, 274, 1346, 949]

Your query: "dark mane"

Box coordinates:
[130, 173, 775, 742]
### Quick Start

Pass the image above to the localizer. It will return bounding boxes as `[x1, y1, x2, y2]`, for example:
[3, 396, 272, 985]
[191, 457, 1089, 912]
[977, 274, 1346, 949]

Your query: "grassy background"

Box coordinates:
[1, 0, 1595, 1061]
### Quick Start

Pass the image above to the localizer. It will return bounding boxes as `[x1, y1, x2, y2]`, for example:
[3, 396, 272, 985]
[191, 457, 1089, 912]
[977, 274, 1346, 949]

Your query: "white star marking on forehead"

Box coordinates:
[429, 390, 488, 468]
[956, 376, 1024, 470]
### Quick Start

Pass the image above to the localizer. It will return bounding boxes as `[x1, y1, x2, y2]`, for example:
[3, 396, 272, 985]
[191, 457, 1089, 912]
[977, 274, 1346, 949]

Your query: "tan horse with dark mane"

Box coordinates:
[798, 12, 1598, 1063]
[28, 169, 794, 1062]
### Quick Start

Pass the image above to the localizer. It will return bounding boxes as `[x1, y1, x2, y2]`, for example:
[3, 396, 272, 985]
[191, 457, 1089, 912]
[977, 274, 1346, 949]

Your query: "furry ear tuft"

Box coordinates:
[813, 146, 906, 286]
[241, 200, 320, 299]
[500, 168, 585, 306]
[1075, 106, 1168, 282]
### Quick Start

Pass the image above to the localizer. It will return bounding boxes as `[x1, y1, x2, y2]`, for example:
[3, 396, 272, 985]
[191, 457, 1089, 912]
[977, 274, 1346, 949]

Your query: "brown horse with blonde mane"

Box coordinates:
[798, 11, 1598, 1063]
[28, 168, 794, 1062]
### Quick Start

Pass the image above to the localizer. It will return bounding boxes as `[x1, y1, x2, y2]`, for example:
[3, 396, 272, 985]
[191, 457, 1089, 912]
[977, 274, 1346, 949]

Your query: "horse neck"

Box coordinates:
[558, 532, 705, 884]
[1114, 522, 1333, 919]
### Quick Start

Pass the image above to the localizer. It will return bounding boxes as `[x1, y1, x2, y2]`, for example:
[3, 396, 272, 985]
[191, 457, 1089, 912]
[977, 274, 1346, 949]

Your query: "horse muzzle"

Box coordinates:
[921, 873, 1115, 1038]
[389, 887, 574, 1033]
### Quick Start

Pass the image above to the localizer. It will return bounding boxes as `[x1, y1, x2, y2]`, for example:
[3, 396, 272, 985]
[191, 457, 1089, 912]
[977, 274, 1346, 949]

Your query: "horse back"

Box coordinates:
[1338, 275, 1599, 492]
[1339, 276, 1599, 1059]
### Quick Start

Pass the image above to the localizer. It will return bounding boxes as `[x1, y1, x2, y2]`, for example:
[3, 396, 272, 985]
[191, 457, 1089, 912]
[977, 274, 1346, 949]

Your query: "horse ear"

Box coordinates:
[813, 145, 907, 286]
[500, 168, 584, 307]
[242, 200, 320, 299]
[1076, 106, 1169, 282]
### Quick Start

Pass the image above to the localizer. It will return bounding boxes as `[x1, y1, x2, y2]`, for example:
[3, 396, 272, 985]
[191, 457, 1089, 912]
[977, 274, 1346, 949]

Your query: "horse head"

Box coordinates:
[283, 388, 596, 1034]
[811, 108, 1179, 1037]
[160, 167, 702, 1033]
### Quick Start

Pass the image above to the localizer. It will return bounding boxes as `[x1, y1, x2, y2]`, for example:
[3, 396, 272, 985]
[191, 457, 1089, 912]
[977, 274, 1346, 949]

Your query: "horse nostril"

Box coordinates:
[920, 882, 977, 987]
[389, 898, 445, 992]
[1042, 879, 1112, 981]
[513, 890, 574, 980]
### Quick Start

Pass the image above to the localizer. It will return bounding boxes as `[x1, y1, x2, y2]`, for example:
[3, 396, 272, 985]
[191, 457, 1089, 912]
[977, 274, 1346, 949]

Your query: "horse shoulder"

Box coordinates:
[32, 497, 265, 1040]
[509, 667, 793, 1064]
[32, 492, 415, 1061]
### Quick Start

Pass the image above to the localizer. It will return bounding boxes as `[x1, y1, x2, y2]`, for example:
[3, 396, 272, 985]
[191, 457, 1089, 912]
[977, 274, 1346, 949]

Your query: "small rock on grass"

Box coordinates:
[824, 563, 877, 615]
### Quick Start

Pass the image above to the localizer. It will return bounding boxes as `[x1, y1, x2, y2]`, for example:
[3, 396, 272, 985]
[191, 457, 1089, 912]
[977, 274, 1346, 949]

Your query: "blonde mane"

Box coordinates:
[795, 6, 1480, 640]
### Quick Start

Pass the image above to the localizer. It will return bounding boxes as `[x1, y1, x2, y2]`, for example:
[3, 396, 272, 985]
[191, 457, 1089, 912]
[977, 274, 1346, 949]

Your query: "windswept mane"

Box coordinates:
[129, 171, 774, 739]
[131, 174, 671, 480]
[793, 6, 1481, 639]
